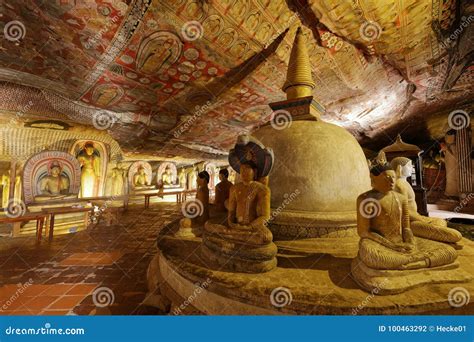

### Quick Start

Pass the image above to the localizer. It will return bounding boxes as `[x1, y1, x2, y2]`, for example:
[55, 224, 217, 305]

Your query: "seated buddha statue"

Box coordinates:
[161, 166, 174, 187]
[354, 164, 457, 271]
[133, 166, 154, 190]
[214, 168, 233, 211]
[35, 161, 75, 201]
[202, 161, 277, 273]
[390, 157, 462, 244]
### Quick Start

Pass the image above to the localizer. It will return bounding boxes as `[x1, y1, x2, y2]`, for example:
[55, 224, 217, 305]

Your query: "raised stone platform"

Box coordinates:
[147, 219, 474, 315]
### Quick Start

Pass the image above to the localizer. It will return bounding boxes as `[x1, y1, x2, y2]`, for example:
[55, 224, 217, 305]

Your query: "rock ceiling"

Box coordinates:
[0, 0, 473, 161]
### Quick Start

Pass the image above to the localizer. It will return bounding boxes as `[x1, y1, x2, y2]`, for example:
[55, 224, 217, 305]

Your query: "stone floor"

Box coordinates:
[0, 203, 181, 315]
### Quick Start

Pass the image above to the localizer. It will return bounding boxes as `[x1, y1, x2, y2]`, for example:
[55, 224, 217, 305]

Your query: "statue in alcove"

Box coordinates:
[161, 165, 175, 186]
[77, 142, 101, 198]
[36, 161, 74, 201]
[133, 166, 154, 190]
[391, 157, 462, 243]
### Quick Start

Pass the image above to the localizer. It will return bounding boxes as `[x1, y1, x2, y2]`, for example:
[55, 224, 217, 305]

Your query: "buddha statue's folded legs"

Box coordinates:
[410, 217, 462, 243]
[204, 221, 273, 245]
[358, 237, 458, 270]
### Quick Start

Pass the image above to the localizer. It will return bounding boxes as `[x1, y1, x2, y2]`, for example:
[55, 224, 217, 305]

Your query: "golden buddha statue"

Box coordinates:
[35, 161, 74, 201]
[178, 169, 186, 188]
[1, 171, 10, 208]
[202, 135, 277, 274]
[214, 168, 233, 211]
[205, 162, 273, 245]
[133, 166, 153, 190]
[355, 165, 457, 270]
[390, 157, 462, 243]
[193, 171, 210, 226]
[77, 142, 100, 198]
[161, 165, 174, 186]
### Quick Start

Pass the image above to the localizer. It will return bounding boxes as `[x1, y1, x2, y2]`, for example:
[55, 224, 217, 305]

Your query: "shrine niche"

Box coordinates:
[157, 162, 178, 188]
[128, 161, 154, 191]
[22, 151, 81, 204]
[136, 31, 183, 75]
[71, 141, 108, 198]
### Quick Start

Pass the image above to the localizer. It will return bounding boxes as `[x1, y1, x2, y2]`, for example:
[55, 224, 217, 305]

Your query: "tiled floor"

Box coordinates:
[0, 203, 181, 315]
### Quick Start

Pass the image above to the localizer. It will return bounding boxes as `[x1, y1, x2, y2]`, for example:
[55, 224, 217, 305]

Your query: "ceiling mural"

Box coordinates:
[0, 0, 472, 159]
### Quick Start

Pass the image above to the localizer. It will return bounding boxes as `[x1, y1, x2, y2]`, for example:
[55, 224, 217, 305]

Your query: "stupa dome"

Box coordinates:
[254, 121, 370, 238]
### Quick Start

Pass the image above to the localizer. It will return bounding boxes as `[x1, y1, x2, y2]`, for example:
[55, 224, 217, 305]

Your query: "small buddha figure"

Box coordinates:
[36, 161, 73, 200]
[178, 169, 186, 189]
[1, 171, 10, 208]
[214, 168, 233, 211]
[390, 157, 462, 243]
[161, 165, 174, 186]
[133, 166, 150, 189]
[354, 164, 457, 272]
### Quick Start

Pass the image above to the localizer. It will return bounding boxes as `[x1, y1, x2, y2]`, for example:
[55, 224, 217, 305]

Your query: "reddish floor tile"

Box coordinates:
[23, 295, 58, 310]
[66, 284, 98, 296]
[48, 295, 86, 310]
[41, 284, 75, 296]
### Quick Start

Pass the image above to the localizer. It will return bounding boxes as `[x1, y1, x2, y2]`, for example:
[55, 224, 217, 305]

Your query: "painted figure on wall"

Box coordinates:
[77, 142, 101, 198]
[440, 130, 459, 198]
[178, 168, 187, 189]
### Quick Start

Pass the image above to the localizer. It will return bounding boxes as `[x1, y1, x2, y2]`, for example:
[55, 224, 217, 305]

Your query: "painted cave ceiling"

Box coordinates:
[0, 0, 473, 160]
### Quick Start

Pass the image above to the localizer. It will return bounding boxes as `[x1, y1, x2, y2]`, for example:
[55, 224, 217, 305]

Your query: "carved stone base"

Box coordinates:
[351, 256, 472, 295]
[201, 243, 277, 273]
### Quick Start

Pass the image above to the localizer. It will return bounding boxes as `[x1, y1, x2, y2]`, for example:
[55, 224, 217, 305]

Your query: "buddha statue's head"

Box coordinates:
[218, 168, 229, 181]
[84, 142, 95, 156]
[197, 170, 210, 187]
[390, 157, 412, 179]
[240, 161, 257, 183]
[138, 166, 145, 176]
[50, 164, 61, 177]
[370, 164, 395, 193]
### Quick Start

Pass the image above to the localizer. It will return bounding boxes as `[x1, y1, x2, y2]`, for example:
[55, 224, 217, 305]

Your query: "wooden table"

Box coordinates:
[42, 206, 93, 241]
[144, 190, 197, 208]
[0, 213, 48, 241]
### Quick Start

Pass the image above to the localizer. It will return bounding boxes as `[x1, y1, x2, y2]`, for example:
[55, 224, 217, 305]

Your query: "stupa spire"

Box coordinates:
[283, 27, 315, 100]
